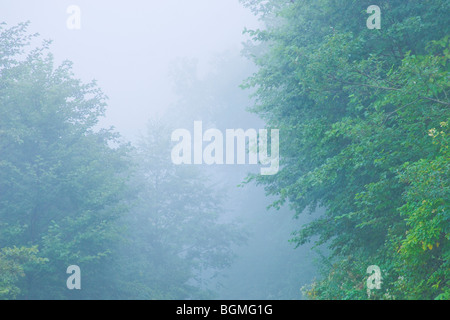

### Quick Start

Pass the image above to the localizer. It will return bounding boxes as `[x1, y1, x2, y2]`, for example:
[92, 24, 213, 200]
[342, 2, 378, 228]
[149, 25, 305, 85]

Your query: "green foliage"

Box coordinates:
[0, 22, 130, 299]
[242, 0, 450, 299]
[0, 246, 47, 299]
[396, 121, 449, 299]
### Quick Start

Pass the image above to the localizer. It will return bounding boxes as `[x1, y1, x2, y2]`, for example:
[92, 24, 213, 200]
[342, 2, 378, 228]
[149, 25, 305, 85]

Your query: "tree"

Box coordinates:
[0, 246, 47, 299]
[241, 0, 450, 299]
[107, 121, 246, 299]
[0, 22, 130, 299]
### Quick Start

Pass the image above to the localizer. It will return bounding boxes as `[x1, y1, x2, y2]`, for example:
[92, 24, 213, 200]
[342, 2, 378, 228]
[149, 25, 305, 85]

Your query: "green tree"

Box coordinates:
[0, 22, 130, 299]
[0, 246, 47, 299]
[241, 0, 450, 299]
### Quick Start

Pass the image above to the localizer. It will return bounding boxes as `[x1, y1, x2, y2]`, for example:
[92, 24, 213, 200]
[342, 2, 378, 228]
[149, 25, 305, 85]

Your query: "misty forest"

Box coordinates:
[0, 0, 449, 300]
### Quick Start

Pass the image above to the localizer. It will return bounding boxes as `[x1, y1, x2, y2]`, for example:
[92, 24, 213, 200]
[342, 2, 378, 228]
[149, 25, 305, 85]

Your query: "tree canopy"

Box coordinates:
[241, 0, 449, 300]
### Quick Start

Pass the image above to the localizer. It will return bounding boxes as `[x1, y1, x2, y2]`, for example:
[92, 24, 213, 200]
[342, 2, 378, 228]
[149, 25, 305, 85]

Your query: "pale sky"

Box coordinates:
[0, 0, 259, 139]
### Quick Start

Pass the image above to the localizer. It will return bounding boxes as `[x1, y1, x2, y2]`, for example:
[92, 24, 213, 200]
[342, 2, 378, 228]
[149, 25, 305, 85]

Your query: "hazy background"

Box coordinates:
[1, 0, 318, 299]
[0, 0, 260, 139]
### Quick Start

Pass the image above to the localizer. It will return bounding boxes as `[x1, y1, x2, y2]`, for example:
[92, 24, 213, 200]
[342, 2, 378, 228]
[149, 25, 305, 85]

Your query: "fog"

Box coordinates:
[0, 0, 260, 139]
[0, 0, 318, 300]
[2, 0, 448, 302]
